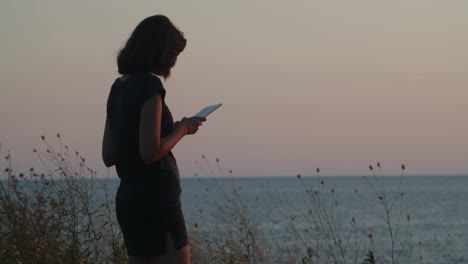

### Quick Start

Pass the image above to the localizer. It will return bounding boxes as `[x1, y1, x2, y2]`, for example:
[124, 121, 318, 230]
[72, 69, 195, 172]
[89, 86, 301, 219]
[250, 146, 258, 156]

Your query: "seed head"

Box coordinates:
[369, 165, 373, 171]
[401, 164, 406, 170]
[377, 162, 381, 168]
[41, 135, 45, 140]
[297, 174, 301, 179]
[316, 168, 320, 173]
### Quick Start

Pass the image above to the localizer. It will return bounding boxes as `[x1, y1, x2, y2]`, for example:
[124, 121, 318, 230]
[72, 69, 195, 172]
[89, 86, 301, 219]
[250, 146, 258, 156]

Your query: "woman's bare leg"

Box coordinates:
[128, 255, 157, 264]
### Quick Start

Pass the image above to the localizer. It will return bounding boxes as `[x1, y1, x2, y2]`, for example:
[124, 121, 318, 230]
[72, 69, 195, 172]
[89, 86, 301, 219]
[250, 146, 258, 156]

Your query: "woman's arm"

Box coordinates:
[102, 116, 115, 167]
[139, 95, 205, 165]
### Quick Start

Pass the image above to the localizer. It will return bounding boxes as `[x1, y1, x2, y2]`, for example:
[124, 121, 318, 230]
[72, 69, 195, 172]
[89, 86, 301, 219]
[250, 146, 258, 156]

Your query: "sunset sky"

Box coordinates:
[1, 1, 467, 177]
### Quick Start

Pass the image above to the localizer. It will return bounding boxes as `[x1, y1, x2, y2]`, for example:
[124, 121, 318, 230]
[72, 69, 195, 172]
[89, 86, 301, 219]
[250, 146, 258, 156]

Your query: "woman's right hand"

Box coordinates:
[180, 117, 206, 135]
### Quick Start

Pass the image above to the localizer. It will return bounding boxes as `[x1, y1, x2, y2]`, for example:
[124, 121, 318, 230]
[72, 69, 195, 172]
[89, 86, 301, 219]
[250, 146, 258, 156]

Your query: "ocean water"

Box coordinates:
[175, 175, 468, 263]
[8, 175, 466, 263]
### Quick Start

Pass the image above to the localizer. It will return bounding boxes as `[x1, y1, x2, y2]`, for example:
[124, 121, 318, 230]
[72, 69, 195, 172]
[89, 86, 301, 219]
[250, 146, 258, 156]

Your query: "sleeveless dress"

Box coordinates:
[106, 73, 187, 256]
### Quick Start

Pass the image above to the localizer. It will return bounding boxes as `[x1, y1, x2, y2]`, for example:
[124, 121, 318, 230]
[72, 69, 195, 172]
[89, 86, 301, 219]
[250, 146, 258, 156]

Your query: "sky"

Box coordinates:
[1, 0, 467, 177]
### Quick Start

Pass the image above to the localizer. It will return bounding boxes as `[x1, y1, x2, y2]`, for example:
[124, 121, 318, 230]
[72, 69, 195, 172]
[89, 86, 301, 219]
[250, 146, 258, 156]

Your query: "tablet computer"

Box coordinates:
[194, 103, 223, 118]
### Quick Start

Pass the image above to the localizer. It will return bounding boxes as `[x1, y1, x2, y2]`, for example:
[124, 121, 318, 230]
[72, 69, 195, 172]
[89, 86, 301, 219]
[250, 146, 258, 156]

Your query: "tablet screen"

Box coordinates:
[194, 103, 223, 118]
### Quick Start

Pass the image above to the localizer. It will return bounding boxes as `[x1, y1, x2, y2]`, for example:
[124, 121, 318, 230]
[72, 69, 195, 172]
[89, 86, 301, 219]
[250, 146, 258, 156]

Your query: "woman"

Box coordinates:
[102, 15, 205, 264]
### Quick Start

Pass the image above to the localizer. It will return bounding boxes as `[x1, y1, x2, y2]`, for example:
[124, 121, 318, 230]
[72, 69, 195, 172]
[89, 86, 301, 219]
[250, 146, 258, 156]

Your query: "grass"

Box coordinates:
[0, 135, 459, 263]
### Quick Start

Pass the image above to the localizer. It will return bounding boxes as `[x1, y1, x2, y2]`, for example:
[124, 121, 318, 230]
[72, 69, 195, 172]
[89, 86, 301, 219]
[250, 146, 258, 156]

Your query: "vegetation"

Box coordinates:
[0, 135, 458, 263]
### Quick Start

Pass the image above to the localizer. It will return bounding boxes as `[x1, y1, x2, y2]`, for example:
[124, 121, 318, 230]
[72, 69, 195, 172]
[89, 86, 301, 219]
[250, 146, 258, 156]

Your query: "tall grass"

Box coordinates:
[0, 136, 457, 263]
[191, 156, 457, 264]
[0, 135, 126, 263]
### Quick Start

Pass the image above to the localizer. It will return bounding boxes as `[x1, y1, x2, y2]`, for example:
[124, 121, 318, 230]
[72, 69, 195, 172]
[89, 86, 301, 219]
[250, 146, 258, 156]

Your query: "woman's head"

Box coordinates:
[117, 15, 186, 78]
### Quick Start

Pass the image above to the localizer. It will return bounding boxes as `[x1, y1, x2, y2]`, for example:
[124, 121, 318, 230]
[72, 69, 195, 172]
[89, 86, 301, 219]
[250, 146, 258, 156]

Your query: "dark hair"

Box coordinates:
[117, 15, 186, 78]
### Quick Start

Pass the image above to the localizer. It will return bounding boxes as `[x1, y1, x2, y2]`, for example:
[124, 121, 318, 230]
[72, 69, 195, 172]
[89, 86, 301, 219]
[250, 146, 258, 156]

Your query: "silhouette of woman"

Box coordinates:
[102, 15, 205, 264]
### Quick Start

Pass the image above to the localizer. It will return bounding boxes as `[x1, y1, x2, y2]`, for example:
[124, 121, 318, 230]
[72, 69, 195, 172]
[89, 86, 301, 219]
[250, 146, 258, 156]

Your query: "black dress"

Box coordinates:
[106, 73, 188, 256]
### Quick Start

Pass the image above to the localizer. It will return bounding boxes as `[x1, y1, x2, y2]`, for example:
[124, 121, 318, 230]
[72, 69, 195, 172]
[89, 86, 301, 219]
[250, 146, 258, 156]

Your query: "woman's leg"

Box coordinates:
[156, 234, 190, 264]
[128, 255, 157, 264]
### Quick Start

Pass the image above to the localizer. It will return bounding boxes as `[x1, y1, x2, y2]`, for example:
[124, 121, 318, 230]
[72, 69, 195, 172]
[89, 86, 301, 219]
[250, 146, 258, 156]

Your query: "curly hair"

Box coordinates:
[117, 15, 186, 78]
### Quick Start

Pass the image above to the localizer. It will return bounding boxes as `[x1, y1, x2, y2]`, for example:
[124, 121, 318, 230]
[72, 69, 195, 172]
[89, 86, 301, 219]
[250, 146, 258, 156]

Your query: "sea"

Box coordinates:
[5, 174, 466, 263]
[176, 175, 468, 264]
[99, 175, 467, 263]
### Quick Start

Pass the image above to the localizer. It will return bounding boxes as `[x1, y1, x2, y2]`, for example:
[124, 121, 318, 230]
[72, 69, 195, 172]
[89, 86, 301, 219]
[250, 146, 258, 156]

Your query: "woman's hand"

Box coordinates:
[179, 117, 206, 135]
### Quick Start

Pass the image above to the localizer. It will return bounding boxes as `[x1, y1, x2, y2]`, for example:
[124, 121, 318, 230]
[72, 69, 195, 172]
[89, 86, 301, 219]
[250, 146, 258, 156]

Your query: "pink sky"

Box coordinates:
[1, 1, 467, 177]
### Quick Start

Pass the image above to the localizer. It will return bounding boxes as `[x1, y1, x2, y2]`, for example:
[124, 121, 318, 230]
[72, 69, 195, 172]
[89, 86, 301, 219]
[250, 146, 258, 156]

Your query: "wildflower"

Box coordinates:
[75, 151, 79, 156]
[194, 223, 199, 228]
[216, 158, 219, 163]
[407, 214, 411, 221]
[308, 209, 312, 215]
[297, 174, 301, 179]
[369, 165, 373, 171]
[320, 180, 324, 185]
[331, 188, 335, 193]
[198, 208, 203, 214]
[377, 162, 381, 168]
[314, 190, 319, 196]
[401, 164, 406, 170]
[316, 168, 320, 173]
[354, 188, 359, 193]
[229, 169, 233, 174]
[30, 168, 34, 172]
[378, 195, 383, 200]
[41, 135, 45, 140]
[368, 233, 373, 239]
[33, 149, 37, 152]
[351, 217, 356, 224]
[202, 155, 205, 159]
[57, 133, 60, 138]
